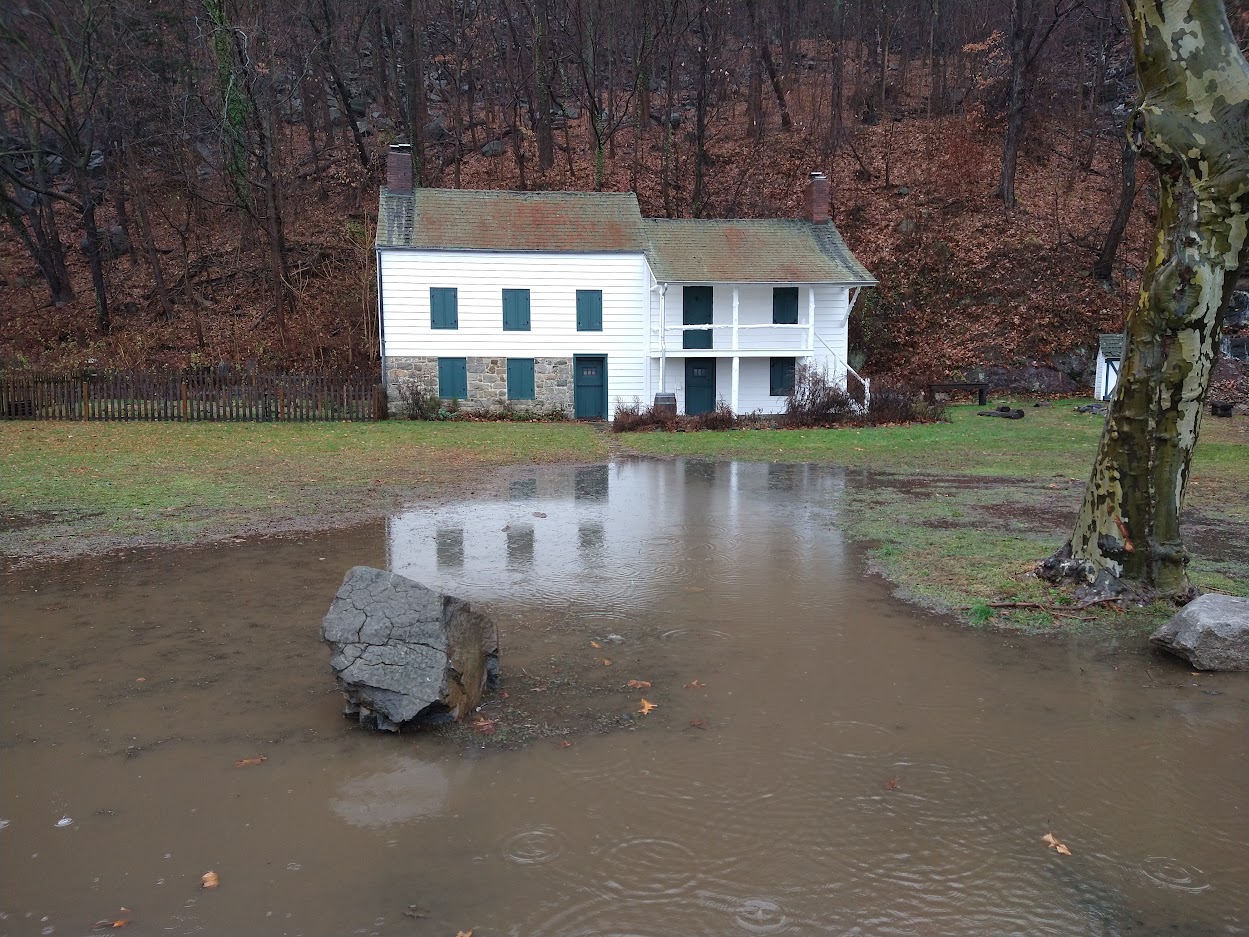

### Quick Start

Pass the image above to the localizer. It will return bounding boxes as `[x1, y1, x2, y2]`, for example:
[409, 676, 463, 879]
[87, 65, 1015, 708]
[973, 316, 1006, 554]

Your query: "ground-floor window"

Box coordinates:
[507, 358, 536, 400]
[438, 357, 468, 398]
[769, 357, 796, 396]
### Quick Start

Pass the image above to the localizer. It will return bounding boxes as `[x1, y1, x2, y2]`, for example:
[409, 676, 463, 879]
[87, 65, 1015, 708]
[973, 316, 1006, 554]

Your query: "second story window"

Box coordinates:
[430, 287, 458, 329]
[773, 287, 799, 324]
[503, 289, 531, 331]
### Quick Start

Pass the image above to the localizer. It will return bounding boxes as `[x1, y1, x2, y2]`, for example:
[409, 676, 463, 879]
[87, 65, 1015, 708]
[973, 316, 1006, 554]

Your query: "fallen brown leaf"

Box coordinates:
[470, 717, 497, 735]
[557, 739, 573, 748]
[201, 871, 220, 889]
[455, 930, 474, 937]
[884, 777, 902, 790]
[599, 657, 612, 666]
[590, 640, 602, 649]
[689, 718, 708, 729]
[234, 756, 267, 768]
[638, 699, 658, 715]
[626, 679, 652, 689]
[1042, 832, 1073, 855]
[683, 680, 707, 689]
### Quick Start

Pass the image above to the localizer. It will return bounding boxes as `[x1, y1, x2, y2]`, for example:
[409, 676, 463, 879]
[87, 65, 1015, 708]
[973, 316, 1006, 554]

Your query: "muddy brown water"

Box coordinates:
[2, 459, 1246, 936]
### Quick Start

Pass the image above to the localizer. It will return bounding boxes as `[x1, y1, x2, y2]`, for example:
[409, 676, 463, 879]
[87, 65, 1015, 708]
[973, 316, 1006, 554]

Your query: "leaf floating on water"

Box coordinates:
[638, 699, 658, 715]
[599, 658, 613, 666]
[557, 740, 573, 749]
[689, 718, 708, 730]
[590, 641, 602, 649]
[1042, 832, 1072, 855]
[201, 871, 220, 889]
[683, 680, 707, 689]
[684, 586, 705, 593]
[627, 679, 652, 689]
[234, 756, 267, 768]
[455, 930, 474, 937]
[884, 777, 902, 791]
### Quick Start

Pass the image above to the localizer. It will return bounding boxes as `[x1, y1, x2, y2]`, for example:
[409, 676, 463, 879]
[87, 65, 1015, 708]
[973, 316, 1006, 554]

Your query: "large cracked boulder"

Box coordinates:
[322, 566, 499, 731]
[1150, 593, 1249, 671]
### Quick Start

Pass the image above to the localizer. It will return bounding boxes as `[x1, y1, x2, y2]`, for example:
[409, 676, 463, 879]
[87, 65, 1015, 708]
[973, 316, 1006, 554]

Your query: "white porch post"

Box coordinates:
[807, 286, 817, 370]
[659, 284, 668, 391]
[731, 286, 740, 412]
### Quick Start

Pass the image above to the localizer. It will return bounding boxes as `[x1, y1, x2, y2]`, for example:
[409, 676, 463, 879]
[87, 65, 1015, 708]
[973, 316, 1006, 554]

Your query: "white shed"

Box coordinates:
[1094, 333, 1125, 400]
[375, 146, 875, 419]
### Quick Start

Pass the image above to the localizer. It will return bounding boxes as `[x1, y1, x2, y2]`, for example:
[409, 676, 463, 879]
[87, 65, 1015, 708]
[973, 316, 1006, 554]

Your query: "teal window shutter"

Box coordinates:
[769, 357, 796, 396]
[430, 288, 458, 329]
[507, 358, 536, 400]
[576, 290, 603, 331]
[503, 289, 531, 331]
[438, 357, 468, 398]
[773, 287, 799, 324]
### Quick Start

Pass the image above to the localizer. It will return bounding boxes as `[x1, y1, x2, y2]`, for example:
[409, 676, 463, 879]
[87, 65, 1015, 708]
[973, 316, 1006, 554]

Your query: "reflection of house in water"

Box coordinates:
[386, 460, 848, 610]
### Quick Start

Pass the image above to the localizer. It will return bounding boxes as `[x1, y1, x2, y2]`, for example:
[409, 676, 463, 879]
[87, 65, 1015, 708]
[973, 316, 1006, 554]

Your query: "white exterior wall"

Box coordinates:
[379, 249, 651, 414]
[1094, 350, 1120, 400]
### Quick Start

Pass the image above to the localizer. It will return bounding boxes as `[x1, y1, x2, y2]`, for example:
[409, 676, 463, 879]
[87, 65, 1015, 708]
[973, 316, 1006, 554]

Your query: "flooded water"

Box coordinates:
[2, 459, 1246, 937]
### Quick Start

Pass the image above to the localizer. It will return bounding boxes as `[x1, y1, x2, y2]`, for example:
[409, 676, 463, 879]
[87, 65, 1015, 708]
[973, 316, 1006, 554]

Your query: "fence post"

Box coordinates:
[372, 385, 386, 421]
[181, 381, 189, 421]
[81, 380, 89, 421]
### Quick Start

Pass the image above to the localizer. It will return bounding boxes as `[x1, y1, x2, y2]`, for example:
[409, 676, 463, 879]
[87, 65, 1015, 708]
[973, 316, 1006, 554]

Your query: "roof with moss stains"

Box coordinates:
[641, 218, 874, 284]
[377, 187, 875, 285]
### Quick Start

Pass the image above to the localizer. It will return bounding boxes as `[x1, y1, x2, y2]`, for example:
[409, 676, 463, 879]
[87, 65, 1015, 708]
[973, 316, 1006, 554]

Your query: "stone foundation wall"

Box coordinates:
[385, 356, 573, 417]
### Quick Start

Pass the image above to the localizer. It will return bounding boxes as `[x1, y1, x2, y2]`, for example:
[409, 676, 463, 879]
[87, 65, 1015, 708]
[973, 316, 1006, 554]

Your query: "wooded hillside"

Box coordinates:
[3, 0, 1246, 386]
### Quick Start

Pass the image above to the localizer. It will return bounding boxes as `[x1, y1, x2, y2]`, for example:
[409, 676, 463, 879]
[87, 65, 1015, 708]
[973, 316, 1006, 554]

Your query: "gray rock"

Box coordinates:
[481, 139, 504, 157]
[322, 566, 499, 731]
[1151, 594, 1249, 671]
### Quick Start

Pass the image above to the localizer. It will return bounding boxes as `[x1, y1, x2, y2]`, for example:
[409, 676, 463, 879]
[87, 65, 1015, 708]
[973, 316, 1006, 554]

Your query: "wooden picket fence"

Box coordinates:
[0, 371, 386, 422]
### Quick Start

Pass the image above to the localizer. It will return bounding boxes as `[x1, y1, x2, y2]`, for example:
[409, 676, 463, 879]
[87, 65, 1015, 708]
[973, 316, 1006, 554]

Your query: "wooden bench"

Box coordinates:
[926, 382, 989, 406]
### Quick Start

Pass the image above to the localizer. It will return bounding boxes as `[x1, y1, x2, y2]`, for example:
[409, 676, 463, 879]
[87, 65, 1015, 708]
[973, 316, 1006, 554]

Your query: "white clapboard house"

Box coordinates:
[375, 144, 875, 419]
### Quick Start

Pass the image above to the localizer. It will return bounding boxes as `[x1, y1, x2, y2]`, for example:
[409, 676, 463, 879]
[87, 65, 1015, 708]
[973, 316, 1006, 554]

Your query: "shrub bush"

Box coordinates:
[695, 401, 738, 431]
[612, 397, 677, 432]
[785, 363, 856, 426]
[868, 383, 947, 423]
[395, 380, 441, 420]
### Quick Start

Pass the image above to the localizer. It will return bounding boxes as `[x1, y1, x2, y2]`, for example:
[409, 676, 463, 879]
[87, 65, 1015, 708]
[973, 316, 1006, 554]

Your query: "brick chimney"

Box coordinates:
[803, 171, 830, 224]
[386, 143, 413, 192]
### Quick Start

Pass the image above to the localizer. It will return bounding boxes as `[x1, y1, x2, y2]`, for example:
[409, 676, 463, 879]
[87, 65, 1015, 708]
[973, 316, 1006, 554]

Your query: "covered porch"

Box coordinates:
[648, 282, 865, 414]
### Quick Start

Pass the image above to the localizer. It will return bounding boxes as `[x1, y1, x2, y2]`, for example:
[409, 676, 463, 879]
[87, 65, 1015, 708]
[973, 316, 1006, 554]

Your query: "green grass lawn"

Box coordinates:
[617, 400, 1244, 499]
[0, 420, 607, 551]
[3, 403, 1244, 631]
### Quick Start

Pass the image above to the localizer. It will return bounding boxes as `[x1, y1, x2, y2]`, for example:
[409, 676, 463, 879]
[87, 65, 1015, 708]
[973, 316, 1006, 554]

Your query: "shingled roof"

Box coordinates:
[378, 188, 647, 253]
[642, 218, 873, 284]
[1099, 333, 1125, 359]
[377, 187, 874, 285]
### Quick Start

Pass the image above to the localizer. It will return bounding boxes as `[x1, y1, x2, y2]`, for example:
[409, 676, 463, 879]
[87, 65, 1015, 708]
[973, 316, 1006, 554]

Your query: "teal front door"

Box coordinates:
[573, 355, 607, 419]
[683, 286, 713, 349]
[685, 358, 715, 415]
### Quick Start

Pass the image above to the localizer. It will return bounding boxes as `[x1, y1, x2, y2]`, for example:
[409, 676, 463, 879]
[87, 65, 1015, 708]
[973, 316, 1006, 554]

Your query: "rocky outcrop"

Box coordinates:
[1150, 594, 1249, 671]
[322, 566, 499, 731]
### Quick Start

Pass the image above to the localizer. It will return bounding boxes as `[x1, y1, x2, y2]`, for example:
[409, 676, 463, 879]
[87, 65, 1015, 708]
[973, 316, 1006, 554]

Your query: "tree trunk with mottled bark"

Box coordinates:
[1040, 0, 1249, 600]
